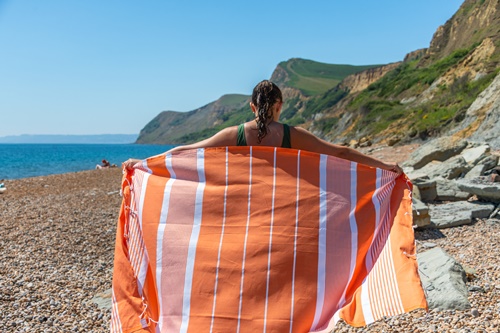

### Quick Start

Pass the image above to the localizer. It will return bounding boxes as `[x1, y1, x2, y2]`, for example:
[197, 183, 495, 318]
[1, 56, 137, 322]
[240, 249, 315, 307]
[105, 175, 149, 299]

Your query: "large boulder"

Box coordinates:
[456, 177, 500, 201]
[434, 177, 471, 201]
[403, 137, 468, 169]
[416, 156, 470, 180]
[460, 144, 490, 165]
[464, 164, 487, 179]
[428, 201, 495, 228]
[412, 198, 431, 228]
[476, 154, 499, 171]
[412, 178, 437, 202]
[417, 247, 470, 310]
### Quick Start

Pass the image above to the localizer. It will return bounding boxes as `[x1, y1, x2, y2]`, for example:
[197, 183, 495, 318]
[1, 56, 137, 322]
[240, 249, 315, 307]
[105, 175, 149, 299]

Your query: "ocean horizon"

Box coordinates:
[0, 143, 175, 180]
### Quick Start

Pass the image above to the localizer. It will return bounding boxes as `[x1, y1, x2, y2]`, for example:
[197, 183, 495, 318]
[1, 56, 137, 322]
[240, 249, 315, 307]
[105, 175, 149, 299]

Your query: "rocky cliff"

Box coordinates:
[312, 0, 500, 147]
[424, 0, 500, 65]
[451, 70, 500, 148]
[136, 0, 500, 149]
[338, 62, 401, 94]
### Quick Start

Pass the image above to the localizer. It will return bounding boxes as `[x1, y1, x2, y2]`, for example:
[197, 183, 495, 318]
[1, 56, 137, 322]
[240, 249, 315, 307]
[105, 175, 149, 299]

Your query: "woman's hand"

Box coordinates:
[386, 162, 404, 176]
[122, 158, 141, 170]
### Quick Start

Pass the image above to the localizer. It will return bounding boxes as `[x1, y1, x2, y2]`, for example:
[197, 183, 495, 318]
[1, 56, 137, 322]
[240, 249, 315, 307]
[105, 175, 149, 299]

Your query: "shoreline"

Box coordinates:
[0, 142, 419, 183]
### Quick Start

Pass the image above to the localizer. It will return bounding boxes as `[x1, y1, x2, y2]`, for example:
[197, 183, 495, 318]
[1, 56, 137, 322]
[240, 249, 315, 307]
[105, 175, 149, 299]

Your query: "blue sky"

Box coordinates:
[0, 0, 464, 136]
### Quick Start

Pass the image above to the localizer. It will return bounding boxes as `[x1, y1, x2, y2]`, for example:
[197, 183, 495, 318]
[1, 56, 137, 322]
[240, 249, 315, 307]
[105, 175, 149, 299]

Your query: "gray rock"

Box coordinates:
[405, 168, 430, 182]
[428, 201, 496, 228]
[418, 156, 470, 180]
[465, 164, 487, 179]
[434, 177, 471, 201]
[91, 289, 112, 310]
[417, 247, 470, 310]
[460, 145, 490, 165]
[468, 285, 485, 293]
[412, 183, 422, 201]
[413, 178, 437, 202]
[491, 204, 500, 218]
[456, 178, 500, 201]
[412, 198, 431, 228]
[404, 137, 468, 169]
[477, 154, 499, 171]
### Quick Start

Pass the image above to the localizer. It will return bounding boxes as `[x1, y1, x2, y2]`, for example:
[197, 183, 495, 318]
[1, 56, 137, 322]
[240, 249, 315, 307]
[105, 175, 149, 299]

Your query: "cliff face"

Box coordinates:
[339, 62, 401, 94]
[424, 0, 499, 63]
[418, 37, 497, 103]
[451, 71, 500, 149]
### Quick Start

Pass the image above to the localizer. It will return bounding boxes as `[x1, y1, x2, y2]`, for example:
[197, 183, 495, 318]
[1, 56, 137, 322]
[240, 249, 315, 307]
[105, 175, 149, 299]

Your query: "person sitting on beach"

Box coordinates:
[124, 80, 403, 175]
[96, 159, 111, 169]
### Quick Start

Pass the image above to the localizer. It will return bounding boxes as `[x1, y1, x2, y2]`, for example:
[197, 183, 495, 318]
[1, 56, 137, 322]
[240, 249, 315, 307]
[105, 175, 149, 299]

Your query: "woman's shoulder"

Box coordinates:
[287, 125, 323, 150]
[210, 126, 236, 140]
[288, 124, 313, 136]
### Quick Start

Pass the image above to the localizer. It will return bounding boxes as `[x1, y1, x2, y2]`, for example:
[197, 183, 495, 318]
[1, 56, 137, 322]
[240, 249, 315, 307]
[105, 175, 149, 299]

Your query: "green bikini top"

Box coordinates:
[236, 123, 291, 148]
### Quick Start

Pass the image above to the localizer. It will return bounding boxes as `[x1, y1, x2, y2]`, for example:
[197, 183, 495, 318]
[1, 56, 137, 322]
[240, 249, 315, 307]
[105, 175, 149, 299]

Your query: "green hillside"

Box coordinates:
[276, 58, 380, 96]
[218, 94, 249, 106]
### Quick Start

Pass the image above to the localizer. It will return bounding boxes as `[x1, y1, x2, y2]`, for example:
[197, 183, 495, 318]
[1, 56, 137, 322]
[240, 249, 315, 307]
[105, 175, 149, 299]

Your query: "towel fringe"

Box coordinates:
[138, 296, 158, 327]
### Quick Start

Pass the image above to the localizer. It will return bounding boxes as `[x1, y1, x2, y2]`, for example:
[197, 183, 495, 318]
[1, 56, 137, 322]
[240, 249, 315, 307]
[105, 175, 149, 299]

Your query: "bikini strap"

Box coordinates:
[236, 124, 247, 146]
[281, 124, 291, 148]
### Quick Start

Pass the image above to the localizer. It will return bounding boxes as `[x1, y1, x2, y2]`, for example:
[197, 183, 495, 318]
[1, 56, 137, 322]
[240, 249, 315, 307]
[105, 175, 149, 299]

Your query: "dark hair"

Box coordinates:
[252, 80, 283, 143]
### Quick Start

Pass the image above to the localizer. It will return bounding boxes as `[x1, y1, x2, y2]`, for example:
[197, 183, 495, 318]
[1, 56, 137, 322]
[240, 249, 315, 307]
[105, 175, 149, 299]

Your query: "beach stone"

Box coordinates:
[477, 154, 500, 171]
[413, 178, 437, 202]
[413, 198, 431, 228]
[434, 177, 471, 201]
[404, 137, 468, 169]
[428, 201, 496, 228]
[91, 290, 112, 310]
[405, 168, 430, 181]
[490, 204, 500, 219]
[417, 247, 470, 311]
[412, 183, 422, 200]
[456, 178, 500, 201]
[418, 156, 470, 180]
[465, 164, 487, 179]
[469, 286, 485, 293]
[461, 145, 490, 165]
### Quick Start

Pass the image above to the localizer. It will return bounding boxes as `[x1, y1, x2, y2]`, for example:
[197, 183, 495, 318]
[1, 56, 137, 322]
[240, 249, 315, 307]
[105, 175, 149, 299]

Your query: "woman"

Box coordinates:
[124, 80, 403, 175]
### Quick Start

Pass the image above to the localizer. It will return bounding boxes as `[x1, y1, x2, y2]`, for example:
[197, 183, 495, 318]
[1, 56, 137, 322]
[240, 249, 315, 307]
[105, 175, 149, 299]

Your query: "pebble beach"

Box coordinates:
[0, 168, 122, 332]
[1, 149, 499, 332]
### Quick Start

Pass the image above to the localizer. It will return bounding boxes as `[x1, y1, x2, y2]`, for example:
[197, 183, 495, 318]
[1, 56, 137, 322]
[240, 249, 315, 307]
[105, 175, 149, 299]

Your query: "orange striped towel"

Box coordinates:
[111, 147, 427, 332]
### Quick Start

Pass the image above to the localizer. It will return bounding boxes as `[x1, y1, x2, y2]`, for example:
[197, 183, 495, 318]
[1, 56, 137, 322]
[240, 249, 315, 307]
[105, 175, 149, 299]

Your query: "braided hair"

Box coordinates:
[252, 80, 283, 143]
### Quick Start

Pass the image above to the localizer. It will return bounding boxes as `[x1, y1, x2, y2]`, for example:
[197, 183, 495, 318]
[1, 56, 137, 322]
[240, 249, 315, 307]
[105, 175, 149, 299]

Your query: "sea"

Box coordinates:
[0, 143, 175, 180]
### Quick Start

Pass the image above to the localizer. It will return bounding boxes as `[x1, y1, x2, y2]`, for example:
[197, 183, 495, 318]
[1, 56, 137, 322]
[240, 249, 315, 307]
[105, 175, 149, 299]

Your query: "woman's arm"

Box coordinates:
[165, 126, 238, 153]
[290, 126, 403, 175]
[123, 126, 238, 170]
